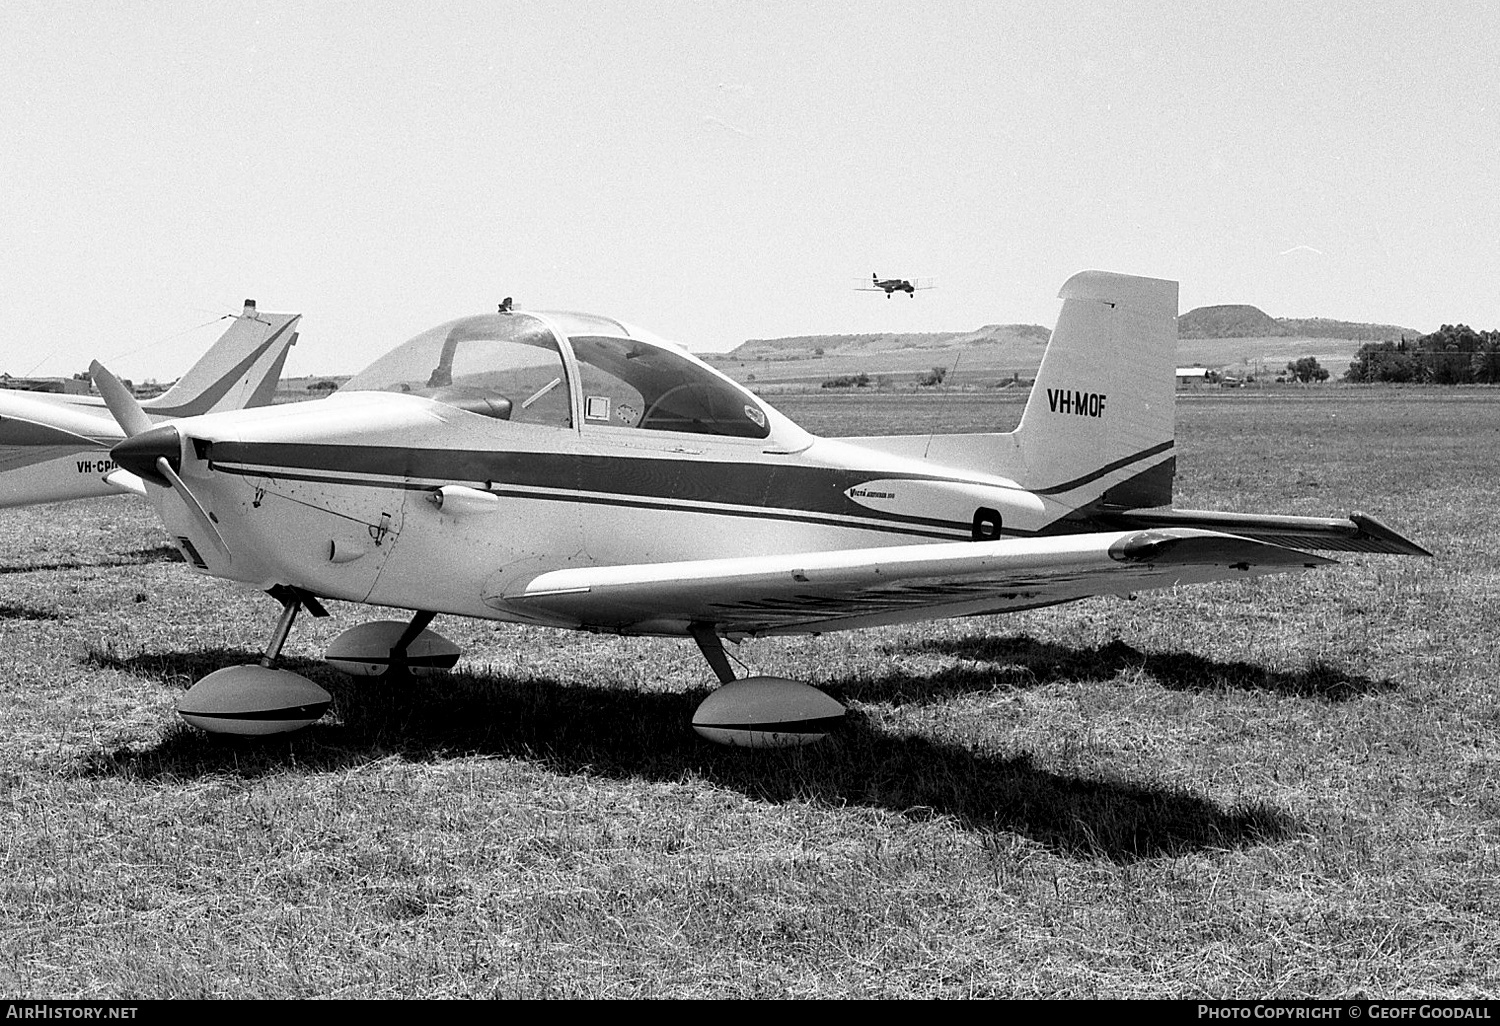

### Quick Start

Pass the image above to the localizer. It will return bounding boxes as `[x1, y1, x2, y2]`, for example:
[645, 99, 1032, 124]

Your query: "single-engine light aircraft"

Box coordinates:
[858, 273, 935, 298]
[91, 272, 1427, 745]
[0, 301, 299, 509]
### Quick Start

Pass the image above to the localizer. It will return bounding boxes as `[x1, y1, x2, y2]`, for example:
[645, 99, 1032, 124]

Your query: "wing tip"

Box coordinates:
[1349, 511, 1434, 558]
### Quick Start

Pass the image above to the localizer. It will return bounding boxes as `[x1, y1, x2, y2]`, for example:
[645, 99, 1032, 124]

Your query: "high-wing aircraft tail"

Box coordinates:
[142, 301, 300, 417]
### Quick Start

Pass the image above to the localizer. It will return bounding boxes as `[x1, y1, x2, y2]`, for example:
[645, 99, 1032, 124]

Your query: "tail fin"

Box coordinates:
[842, 270, 1178, 516]
[1007, 271, 1177, 511]
[144, 300, 300, 417]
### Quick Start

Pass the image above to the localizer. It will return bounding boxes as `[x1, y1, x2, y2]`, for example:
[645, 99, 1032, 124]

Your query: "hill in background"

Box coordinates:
[708, 305, 1425, 390]
[1179, 304, 1418, 342]
[1176, 304, 1284, 339]
[705, 324, 1051, 389]
[722, 323, 1051, 361]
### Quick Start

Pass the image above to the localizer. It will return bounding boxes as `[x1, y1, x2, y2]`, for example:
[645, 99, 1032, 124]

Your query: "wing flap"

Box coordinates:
[501, 529, 1331, 636]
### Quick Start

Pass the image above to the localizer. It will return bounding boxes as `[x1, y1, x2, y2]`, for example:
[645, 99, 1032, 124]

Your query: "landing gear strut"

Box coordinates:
[689, 622, 737, 685]
[260, 585, 329, 668]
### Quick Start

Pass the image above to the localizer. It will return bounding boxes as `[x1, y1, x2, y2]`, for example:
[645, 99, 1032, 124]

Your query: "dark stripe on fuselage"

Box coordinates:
[495, 487, 970, 539]
[207, 443, 1005, 537]
[205, 439, 1175, 541]
[1032, 440, 1174, 496]
[211, 460, 972, 540]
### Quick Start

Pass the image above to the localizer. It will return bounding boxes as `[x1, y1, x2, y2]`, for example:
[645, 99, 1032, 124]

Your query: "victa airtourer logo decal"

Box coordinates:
[1046, 388, 1106, 418]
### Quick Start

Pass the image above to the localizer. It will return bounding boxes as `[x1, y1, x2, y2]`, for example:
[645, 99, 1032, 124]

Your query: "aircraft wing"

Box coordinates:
[501, 528, 1331, 637]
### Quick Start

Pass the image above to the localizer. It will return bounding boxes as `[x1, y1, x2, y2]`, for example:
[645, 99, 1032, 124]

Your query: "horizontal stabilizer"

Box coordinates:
[1096, 508, 1432, 557]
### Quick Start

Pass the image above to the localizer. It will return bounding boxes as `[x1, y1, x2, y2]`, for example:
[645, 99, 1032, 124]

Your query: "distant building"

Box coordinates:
[1175, 367, 1211, 389]
[0, 375, 90, 395]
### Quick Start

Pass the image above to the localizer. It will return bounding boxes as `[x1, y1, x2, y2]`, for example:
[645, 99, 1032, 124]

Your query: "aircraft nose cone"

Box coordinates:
[111, 424, 180, 486]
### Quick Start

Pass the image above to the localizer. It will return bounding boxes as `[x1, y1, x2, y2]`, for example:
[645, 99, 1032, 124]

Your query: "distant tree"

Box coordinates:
[820, 372, 871, 389]
[1474, 331, 1500, 384]
[1286, 357, 1329, 383]
[1345, 341, 1419, 383]
[916, 366, 948, 387]
[306, 379, 339, 392]
[1413, 324, 1484, 384]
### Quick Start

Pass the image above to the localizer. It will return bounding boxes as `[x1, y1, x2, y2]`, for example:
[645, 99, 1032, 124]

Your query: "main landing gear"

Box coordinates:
[174, 600, 844, 745]
[686, 624, 845, 748]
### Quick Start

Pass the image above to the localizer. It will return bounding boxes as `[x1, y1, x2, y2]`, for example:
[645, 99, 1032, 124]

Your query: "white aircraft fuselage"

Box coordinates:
[105, 277, 1425, 645]
[119, 387, 1061, 630]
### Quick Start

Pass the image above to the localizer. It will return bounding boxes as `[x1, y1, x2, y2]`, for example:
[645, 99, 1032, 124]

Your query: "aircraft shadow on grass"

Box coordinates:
[0, 602, 63, 621]
[80, 645, 1302, 862]
[867, 634, 1394, 705]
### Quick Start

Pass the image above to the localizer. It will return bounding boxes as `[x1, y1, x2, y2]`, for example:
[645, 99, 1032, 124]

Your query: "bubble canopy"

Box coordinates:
[340, 310, 774, 440]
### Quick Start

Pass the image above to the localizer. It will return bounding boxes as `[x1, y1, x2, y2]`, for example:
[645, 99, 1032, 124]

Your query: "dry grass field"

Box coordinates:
[2, 387, 1497, 998]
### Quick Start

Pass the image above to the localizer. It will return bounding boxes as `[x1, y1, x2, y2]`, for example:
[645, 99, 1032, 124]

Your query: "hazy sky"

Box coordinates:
[3, 2, 1496, 379]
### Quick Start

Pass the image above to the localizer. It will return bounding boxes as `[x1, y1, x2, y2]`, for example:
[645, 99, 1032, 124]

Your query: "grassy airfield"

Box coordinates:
[1, 387, 1497, 998]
